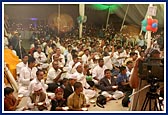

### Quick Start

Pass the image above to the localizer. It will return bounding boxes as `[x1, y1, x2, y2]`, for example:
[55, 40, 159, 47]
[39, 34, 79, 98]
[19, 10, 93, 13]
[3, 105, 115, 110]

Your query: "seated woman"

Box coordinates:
[50, 87, 66, 111]
[4, 87, 25, 111]
[27, 84, 50, 111]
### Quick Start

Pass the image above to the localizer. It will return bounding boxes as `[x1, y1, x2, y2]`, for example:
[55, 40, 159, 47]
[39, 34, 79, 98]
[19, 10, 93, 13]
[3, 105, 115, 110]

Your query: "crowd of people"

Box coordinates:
[4, 21, 164, 111]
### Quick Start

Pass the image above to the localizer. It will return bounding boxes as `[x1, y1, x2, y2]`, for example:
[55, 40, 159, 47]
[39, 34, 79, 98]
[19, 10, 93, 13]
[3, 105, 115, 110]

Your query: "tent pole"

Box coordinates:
[58, 4, 60, 35]
[146, 4, 153, 49]
[120, 4, 129, 32]
[106, 7, 110, 30]
[79, 4, 85, 38]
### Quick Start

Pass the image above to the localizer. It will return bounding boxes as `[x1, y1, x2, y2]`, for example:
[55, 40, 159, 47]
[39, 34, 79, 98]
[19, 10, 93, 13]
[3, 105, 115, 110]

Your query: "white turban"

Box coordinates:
[74, 62, 82, 69]
[33, 84, 42, 92]
[68, 73, 78, 80]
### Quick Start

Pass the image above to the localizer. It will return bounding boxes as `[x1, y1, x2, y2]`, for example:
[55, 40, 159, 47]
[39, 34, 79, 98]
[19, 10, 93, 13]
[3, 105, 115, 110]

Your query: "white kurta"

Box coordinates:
[18, 67, 37, 96]
[103, 56, 114, 70]
[92, 65, 108, 80]
[16, 62, 28, 75]
[74, 72, 90, 89]
[51, 54, 65, 66]
[27, 93, 50, 111]
[113, 51, 126, 67]
[82, 54, 90, 64]
[33, 51, 47, 64]
[28, 78, 48, 95]
[65, 52, 73, 66]
[46, 67, 62, 84]
[74, 71, 96, 99]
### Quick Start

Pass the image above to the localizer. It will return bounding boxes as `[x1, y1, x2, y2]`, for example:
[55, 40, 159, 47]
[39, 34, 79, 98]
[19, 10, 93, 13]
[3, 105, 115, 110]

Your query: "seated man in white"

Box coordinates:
[64, 44, 73, 67]
[46, 61, 65, 92]
[33, 45, 49, 69]
[103, 46, 115, 71]
[28, 69, 48, 95]
[81, 48, 91, 64]
[113, 45, 127, 67]
[27, 84, 50, 111]
[16, 54, 29, 81]
[18, 56, 37, 96]
[92, 58, 107, 85]
[73, 62, 96, 101]
[68, 54, 79, 74]
[51, 47, 65, 67]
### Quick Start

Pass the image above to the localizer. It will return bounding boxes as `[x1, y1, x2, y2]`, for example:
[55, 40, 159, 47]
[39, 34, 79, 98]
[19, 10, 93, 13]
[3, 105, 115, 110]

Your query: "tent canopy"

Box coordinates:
[4, 4, 164, 28]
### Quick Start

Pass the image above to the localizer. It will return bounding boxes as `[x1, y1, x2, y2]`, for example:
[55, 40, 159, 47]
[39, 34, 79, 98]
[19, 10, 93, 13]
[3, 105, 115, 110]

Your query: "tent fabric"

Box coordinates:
[4, 48, 20, 80]
[89, 4, 164, 27]
[4, 4, 164, 28]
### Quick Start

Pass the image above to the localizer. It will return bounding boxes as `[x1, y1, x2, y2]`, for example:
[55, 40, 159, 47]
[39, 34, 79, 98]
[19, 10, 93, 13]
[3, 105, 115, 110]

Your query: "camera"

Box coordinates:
[138, 57, 164, 82]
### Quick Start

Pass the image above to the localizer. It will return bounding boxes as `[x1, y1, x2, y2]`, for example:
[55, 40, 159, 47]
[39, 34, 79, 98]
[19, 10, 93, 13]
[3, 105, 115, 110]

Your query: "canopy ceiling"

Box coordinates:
[4, 4, 164, 28]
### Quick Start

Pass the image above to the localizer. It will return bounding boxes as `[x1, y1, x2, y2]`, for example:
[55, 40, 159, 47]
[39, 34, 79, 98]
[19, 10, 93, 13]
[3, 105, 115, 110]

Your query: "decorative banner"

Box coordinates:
[147, 6, 157, 16]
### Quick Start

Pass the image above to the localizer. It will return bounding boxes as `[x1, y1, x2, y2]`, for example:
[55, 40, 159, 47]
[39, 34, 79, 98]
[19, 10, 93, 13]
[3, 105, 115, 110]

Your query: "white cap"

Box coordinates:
[68, 73, 77, 80]
[94, 55, 100, 59]
[33, 84, 42, 92]
[74, 62, 82, 69]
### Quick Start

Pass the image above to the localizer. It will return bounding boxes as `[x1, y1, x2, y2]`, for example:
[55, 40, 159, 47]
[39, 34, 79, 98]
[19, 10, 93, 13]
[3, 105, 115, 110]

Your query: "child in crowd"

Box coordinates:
[4, 87, 25, 111]
[50, 87, 67, 111]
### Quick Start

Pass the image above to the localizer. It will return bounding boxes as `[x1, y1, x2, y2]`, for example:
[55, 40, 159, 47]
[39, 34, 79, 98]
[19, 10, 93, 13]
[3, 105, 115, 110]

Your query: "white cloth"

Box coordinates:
[66, 52, 73, 66]
[68, 73, 78, 79]
[4, 37, 9, 48]
[126, 66, 132, 78]
[27, 93, 50, 111]
[113, 51, 126, 67]
[68, 61, 77, 74]
[33, 51, 47, 64]
[33, 83, 43, 92]
[28, 78, 48, 95]
[101, 90, 124, 99]
[89, 62, 98, 73]
[19, 67, 37, 85]
[92, 65, 108, 80]
[51, 54, 65, 66]
[16, 62, 28, 75]
[84, 88, 97, 99]
[74, 72, 90, 89]
[82, 54, 90, 64]
[18, 67, 37, 96]
[103, 56, 114, 70]
[46, 67, 62, 84]
[12, 50, 17, 56]
[74, 72, 96, 99]
[73, 62, 81, 69]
